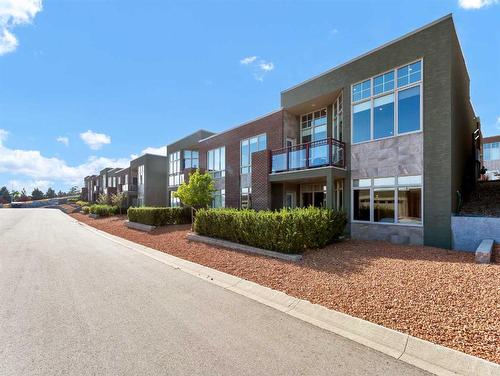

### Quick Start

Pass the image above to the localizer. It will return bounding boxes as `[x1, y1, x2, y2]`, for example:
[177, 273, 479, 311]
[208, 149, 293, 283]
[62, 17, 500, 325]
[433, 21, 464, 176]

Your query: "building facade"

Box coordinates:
[186, 15, 478, 249]
[130, 154, 168, 207]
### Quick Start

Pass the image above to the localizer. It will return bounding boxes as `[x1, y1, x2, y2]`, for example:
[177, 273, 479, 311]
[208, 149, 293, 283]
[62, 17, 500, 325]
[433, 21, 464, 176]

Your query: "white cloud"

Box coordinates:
[56, 136, 69, 146]
[0, 128, 8, 143]
[7, 179, 52, 193]
[0, 0, 42, 55]
[259, 61, 274, 71]
[0, 128, 129, 188]
[458, 0, 499, 9]
[240, 56, 257, 65]
[240, 55, 275, 82]
[141, 145, 166, 156]
[79, 130, 111, 150]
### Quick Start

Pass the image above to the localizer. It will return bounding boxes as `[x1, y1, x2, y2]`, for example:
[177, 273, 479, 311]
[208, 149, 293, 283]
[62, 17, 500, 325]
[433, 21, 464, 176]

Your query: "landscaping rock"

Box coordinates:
[475, 239, 493, 264]
[125, 220, 156, 232]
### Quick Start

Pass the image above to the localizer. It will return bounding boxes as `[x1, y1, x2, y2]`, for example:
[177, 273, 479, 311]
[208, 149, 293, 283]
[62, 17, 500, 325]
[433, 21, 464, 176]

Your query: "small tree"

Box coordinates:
[45, 187, 56, 199]
[110, 192, 126, 214]
[31, 187, 44, 201]
[0, 186, 11, 203]
[19, 188, 29, 202]
[174, 169, 215, 209]
[97, 193, 110, 205]
[11, 190, 20, 202]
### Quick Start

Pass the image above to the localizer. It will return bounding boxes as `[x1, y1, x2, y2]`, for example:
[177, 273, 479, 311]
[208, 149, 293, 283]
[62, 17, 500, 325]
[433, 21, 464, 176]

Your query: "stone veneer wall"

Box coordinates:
[350, 132, 424, 244]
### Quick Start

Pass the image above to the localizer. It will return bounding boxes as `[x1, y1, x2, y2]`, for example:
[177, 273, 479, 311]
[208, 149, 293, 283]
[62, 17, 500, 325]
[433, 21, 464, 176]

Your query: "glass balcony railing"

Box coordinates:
[122, 184, 138, 192]
[271, 138, 345, 173]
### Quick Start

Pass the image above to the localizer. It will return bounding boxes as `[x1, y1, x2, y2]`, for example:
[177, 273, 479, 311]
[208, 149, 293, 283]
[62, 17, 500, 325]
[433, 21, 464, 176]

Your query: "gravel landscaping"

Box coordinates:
[70, 212, 500, 364]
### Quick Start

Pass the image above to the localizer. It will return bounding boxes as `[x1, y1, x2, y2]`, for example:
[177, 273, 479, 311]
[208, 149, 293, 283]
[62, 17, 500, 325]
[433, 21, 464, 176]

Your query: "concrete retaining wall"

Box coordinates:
[451, 216, 500, 252]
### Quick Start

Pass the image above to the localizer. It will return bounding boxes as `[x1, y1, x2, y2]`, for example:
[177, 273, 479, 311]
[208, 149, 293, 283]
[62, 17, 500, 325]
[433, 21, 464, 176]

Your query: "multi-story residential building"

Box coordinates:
[482, 135, 500, 175]
[187, 14, 478, 249]
[114, 166, 138, 207]
[166, 130, 214, 207]
[130, 154, 168, 207]
[83, 175, 99, 202]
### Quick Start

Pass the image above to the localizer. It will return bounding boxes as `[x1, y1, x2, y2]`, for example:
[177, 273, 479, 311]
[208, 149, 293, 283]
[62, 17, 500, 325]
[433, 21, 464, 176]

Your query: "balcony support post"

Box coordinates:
[325, 170, 335, 209]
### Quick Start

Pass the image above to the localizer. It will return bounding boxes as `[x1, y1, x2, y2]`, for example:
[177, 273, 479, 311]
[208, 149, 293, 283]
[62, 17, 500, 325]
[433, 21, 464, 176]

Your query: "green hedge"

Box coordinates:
[76, 200, 89, 207]
[194, 207, 347, 254]
[89, 204, 118, 216]
[82, 206, 90, 214]
[127, 207, 192, 226]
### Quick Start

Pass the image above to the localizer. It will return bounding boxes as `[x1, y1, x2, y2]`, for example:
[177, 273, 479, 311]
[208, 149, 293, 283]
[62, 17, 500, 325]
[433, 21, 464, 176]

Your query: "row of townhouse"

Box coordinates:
[84, 15, 483, 249]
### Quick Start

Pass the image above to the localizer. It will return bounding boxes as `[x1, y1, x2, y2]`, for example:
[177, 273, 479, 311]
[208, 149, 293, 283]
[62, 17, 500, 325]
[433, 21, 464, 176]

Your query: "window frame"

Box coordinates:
[350, 59, 424, 145]
[300, 108, 327, 143]
[207, 146, 226, 179]
[351, 175, 423, 227]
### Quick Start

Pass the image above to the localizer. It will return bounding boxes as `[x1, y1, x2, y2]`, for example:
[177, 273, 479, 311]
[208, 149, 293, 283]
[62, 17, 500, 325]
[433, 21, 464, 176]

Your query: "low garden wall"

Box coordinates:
[451, 215, 500, 252]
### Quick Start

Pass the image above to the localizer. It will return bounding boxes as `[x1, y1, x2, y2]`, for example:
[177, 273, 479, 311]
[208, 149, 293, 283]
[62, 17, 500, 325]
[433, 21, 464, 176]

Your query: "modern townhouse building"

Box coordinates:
[130, 154, 168, 207]
[83, 175, 99, 202]
[166, 130, 215, 207]
[181, 14, 477, 249]
[482, 135, 500, 176]
[114, 166, 138, 206]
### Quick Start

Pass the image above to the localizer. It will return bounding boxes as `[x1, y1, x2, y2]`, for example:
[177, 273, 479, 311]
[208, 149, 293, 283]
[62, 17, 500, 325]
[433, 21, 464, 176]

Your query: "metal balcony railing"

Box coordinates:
[271, 138, 345, 173]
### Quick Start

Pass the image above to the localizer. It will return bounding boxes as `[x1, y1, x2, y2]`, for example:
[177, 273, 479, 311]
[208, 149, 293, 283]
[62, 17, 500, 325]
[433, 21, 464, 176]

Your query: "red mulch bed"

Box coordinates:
[70, 213, 500, 364]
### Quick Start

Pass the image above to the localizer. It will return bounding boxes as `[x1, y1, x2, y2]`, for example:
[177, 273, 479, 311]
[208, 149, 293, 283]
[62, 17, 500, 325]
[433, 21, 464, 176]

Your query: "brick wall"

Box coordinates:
[199, 110, 284, 208]
[251, 150, 271, 210]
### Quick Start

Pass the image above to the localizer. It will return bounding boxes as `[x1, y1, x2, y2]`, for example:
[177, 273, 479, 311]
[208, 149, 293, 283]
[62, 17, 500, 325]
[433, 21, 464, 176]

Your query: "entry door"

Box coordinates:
[285, 192, 296, 208]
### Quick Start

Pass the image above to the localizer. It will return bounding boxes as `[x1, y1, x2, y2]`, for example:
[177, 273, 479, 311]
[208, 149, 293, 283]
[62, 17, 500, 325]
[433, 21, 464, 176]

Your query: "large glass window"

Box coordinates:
[484, 142, 500, 161]
[398, 86, 420, 134]
[353, 189, 371, 221]
[168, 151, 182, 186]
[398, 187, 422, 224]
[352, 80, 371, 102]
[397, 61, 421, 88]
[373, 71, 394, 95]
[352, 60, 422, 143]
[207, 146, 225, 179]
[374, 189, 395, 223]
[373, 94, 394, 139]
[184, 150, 199, 169]
[352, 175, 422, 225]
[353, 101, 371, 143]
[212, 189, 225, 208]
[300, 109, 327, 143]
[170, 191, 180, 207]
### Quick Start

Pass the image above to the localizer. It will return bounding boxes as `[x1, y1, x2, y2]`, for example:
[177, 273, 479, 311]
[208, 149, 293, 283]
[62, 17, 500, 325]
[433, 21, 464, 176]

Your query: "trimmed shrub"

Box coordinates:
[194, 207, 347, 254]
[76, 200, 89, 207]
[89, 204, 118, 216]
[82, 206, 90, 214]
[127, 207, 192, 226]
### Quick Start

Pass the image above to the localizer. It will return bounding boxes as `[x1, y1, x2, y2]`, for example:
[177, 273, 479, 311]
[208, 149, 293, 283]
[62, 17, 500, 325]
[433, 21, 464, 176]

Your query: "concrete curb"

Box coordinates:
[125, 220, 156, 232]
[71, 215, 500, 376]
[186, 232, 303, 262]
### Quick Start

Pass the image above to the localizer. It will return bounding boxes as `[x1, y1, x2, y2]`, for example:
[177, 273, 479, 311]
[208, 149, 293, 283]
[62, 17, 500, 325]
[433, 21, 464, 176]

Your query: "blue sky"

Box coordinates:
[0, 0, 499, 192]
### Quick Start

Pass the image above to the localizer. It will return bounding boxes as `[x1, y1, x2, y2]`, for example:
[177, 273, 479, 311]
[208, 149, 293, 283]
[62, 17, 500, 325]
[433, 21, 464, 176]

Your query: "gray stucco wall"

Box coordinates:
[451, 216, 500, 252]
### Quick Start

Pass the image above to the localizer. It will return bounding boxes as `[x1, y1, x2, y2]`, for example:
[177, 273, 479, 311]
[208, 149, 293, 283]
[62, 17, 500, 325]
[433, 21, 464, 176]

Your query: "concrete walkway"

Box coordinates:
[0, 209, 429, 376]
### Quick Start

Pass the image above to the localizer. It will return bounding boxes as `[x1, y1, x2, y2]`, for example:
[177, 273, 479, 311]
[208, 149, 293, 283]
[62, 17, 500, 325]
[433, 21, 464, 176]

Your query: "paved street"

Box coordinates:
[0, 209, 428, 376]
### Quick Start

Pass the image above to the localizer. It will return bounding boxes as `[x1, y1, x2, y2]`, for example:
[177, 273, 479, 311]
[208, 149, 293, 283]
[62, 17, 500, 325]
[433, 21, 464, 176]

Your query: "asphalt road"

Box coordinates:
[0, 209, 429, 376]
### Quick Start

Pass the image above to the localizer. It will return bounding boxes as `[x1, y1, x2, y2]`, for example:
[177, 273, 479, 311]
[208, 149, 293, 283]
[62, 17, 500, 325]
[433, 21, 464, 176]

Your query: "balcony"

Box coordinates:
[122, 184, 138, 192]
[271, 138, 345, 173]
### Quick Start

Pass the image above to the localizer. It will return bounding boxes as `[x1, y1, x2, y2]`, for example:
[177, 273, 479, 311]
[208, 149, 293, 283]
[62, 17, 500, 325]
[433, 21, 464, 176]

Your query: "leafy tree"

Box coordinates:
[31, 188, 44, 201]
[0, 186, 11, 203]
[97, 193, 111, 205]
[19, 188, 29, 202]
[11, 190, 20, 201]
[68, 186, 79, 196]
[111, 192, 126, 214]
[57, 190, 66, 197]
[45, 187, 56, 199]
[174, 169, 215, 209]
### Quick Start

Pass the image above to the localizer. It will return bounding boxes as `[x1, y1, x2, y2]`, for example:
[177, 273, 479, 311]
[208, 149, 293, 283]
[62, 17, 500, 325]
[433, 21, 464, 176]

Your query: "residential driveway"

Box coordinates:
[0, 209, 429, 376]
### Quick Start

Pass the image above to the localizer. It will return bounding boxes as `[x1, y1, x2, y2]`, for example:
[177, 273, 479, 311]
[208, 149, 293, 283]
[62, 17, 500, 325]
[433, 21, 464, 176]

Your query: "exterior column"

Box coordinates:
[326, 171, 334, 209]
